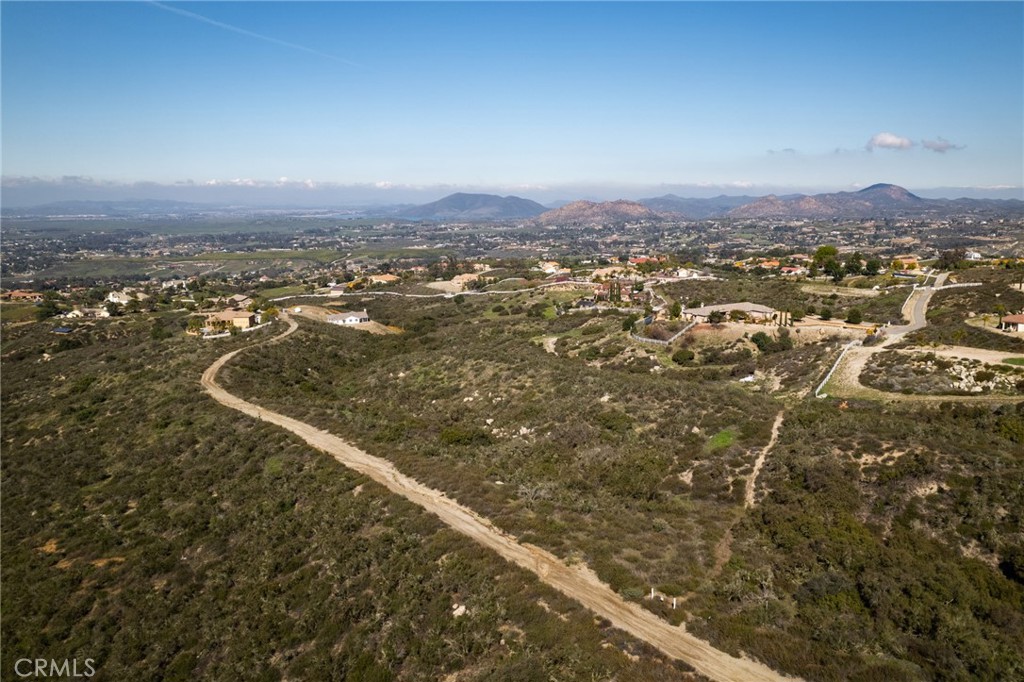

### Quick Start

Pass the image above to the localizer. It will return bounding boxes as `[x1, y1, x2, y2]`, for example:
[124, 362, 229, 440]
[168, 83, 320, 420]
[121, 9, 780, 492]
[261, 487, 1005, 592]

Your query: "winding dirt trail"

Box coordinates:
[745, 412, 785, 509]
[201, 316, 798, 682]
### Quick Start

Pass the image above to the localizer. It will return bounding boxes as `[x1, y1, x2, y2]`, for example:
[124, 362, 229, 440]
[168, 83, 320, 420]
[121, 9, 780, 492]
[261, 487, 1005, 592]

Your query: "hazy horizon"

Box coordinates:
[2, 2, 1021, 206]
[3, 176, 1023, 210]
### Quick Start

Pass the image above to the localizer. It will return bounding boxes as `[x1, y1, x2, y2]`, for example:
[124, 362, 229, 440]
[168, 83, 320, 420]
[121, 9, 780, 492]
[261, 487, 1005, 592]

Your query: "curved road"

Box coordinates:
[202, 316, 797, 682]
[885, 272, 948, 337]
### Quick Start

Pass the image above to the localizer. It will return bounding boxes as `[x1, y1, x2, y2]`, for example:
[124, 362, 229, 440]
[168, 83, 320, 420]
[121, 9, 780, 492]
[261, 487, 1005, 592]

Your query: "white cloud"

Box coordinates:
[921, 137, 965, 153]
[865, 132, 914, 151]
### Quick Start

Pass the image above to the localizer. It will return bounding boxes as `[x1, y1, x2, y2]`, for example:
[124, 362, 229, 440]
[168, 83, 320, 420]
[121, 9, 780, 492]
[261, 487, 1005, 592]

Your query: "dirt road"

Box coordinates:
[745, 412, 785, 508]
[201, 317, 797, 682]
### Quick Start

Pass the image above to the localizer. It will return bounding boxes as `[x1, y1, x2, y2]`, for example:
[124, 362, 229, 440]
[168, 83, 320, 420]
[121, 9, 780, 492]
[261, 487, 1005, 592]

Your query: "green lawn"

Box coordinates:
[0, 304, 38, 322]
[260, 285, 307, 298]
[1004, 357, 1024, 366]
[705, 428, 737, 452]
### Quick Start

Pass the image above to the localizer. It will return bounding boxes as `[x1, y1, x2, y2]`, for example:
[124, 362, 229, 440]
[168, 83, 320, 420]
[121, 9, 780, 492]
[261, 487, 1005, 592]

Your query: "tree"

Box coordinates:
[34, 299, 62, 321]
[105, 302, 121, 317]
[263, 306, 279, 320]
[820, 307, 833, 321]
[865, 258, 882, 276]
[824, 258, 845, 283]
[936, 248, 966, 271]
[995, 303, 1008, 327]
[708, 310, 726, 324]
[846, 308, 863, 325]
[892, 259, 904, 271]
[750, 331, 772, 352]
[844, 252, 863, 276]
[669, 301, 682, 319]
[814, 245, 838, 265]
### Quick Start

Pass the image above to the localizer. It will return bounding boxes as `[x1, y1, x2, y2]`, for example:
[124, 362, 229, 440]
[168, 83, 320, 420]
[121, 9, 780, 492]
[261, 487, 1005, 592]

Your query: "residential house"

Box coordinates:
[452, 273, 480, 290]
[326, 310, 370, 325]
[227, 294, 253, 308]
[1000, 314, 1024, 333]
[328, 284, 348, 297]
[66, 307, 111, 319]
[683, 302, 777, 323]
[206, 309, 257, 330]
[106, 291, 134, 305]
[4, 290, 43, 302]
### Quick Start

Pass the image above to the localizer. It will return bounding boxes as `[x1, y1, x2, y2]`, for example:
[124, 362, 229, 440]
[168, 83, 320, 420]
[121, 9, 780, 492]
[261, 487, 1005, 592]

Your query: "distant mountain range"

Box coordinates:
[536, 200, 664, 225]
[636, 194, 757, 219]
[396, 185, 1022, 223]
[8, 185, 1022, 223]
[397, 192, 546, 220]
[726, 183, 926, 219]
[723, 184, 1024, 219]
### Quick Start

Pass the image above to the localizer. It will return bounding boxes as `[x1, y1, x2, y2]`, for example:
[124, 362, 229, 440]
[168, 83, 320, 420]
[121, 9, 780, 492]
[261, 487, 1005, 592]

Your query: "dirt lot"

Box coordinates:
[287, 304, 400, 335]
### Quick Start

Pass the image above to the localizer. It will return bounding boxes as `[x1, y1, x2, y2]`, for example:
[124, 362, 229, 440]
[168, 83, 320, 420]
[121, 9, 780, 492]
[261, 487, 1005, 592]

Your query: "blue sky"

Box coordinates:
[2, 1, 1022, 205]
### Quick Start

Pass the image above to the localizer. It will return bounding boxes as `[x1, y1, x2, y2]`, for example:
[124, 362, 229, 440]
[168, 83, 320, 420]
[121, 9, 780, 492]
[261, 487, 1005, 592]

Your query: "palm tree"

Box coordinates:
[995, 303, 1008, 328]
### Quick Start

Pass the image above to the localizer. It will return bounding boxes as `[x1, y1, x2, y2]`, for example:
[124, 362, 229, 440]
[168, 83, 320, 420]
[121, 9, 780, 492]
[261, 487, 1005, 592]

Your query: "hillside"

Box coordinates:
[536, 199, 664, 226]
[638, 194, 756, 219]
[726, 183, 1024, 219]
[0, 315, 691, 682]
[398, 192, 547, 220]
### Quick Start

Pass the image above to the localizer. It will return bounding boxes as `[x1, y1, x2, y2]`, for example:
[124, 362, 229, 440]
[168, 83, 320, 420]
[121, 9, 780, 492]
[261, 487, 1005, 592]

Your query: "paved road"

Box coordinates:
[885, 272, 949, 337]
[202, 316, 799, 682]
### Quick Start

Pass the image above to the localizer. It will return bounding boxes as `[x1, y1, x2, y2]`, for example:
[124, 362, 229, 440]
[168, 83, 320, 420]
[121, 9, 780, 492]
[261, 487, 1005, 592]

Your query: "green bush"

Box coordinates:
[672, 348, 695, 365]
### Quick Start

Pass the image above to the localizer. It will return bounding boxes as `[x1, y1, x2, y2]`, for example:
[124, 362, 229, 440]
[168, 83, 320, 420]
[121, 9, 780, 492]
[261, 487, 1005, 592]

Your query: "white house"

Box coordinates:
[106, 291, 133, 305]
[326, 310, 370, 325]
[683, 301, 777, 323]
[1001, 314, 1024, 333]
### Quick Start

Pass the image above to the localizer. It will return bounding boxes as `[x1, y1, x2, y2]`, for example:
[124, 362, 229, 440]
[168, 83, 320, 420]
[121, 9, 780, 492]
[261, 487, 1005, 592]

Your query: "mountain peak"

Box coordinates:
[537, 199, 662, 226]
[399, 192, 546, 220]
[857, 183, 921, 200]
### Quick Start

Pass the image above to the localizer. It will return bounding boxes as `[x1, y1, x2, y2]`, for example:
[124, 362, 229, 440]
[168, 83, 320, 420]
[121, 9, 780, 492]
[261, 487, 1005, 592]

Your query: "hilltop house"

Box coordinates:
[683, 302, 778, 323]
[107, 291, 134, 305]
[3, 290, 43, 302]
[326, 310, 370, 325]
[206, 309, 257, 330]
[1001, 314, 1024, 333]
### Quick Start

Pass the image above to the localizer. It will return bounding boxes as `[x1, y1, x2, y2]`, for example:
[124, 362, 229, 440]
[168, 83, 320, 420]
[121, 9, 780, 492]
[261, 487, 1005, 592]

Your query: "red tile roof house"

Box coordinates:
[1001, 314, 1024, 333]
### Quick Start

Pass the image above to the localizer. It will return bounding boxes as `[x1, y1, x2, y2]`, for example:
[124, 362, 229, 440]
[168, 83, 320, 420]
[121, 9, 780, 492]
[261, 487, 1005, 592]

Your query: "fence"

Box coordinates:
[630, 320, 698, 346]
[815, 339, 861, 398]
